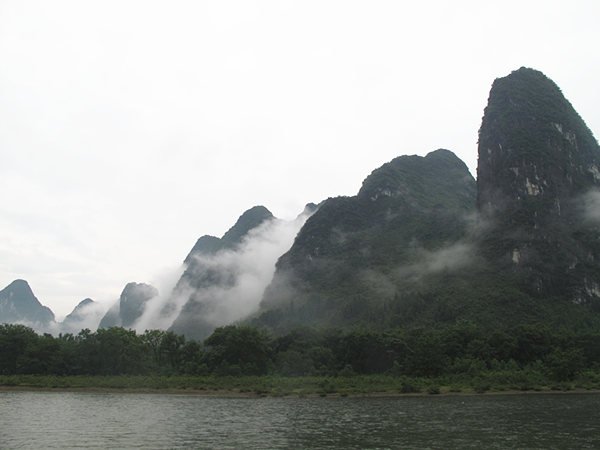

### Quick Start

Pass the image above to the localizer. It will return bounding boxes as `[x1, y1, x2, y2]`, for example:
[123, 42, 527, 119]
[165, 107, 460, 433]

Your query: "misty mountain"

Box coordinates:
[162, 205, 312, 340]
[252, 67, 600, 333]
[477, 67, 600, 305]
[5, 67, 600, 339]
[61, 298, 105, 334]
[255, 149, 477, 330]
[184, 206, 275, 264]
[98, 282, 158, 329]
[0, 279, 55, 331]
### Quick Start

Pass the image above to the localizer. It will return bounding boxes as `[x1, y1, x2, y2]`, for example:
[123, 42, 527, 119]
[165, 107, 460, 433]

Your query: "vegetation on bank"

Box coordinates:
[1, 373, 600, 396]
[1, 321, 600, 395]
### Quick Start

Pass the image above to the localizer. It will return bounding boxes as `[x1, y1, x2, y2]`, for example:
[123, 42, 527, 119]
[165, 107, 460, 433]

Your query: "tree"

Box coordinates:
[0, 324, 38, 374]
[204, 326, 272, 375]
[95, 327, 147, 375]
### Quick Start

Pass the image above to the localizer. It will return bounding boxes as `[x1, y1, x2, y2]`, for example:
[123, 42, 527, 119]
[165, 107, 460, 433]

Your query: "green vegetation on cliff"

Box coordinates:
[258, 150, 477, 331]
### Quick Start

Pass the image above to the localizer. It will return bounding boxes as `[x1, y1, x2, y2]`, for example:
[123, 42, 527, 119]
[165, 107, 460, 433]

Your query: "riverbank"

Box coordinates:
[1, 374, 599, 397]
[1, 385, 599, 399]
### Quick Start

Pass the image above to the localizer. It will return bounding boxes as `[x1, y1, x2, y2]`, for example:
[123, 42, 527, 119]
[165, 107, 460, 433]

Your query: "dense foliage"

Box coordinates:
[258, 150, 478, 331]
[1, 322, 599, 388]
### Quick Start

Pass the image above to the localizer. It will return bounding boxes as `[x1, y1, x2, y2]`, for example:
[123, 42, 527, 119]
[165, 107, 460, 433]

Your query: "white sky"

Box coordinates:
[1, 0, 599, 319]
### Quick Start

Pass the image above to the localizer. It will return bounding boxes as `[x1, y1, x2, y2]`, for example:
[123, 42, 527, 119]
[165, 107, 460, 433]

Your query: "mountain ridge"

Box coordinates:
[4, 67, 600, 337]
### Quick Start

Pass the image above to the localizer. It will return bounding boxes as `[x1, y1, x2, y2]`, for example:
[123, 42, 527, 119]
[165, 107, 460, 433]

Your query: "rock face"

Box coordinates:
[6, 68, 600, 338]
[63, 298, 94, 323]
[0, 280, 55, 329]
[257, 149, 477, 331]
[477, 67, 600, 304]
[61, 298, 105, 334]
[253, 68, 600, 333]
[167, 206, 277, 339]
[184, 206, 275, 265]
[98, 282, 158, 329]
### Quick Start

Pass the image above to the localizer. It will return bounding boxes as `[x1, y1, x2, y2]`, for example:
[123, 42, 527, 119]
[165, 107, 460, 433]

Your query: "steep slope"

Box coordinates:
[63, 298, 94, 323]
[250, 68, 600, 334]
[98, 282, 158, 329]
[166, 206, 278, 339]
[257, 149, 477, 331]
[0, 280, 55, 330]
[183, 206, 275, 265]
[477, 67, 600, 306]
[60, 298, 105, 334]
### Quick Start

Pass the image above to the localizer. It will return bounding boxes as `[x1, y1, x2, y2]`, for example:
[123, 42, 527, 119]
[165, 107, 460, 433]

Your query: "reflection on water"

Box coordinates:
[0, 391, 599, 449]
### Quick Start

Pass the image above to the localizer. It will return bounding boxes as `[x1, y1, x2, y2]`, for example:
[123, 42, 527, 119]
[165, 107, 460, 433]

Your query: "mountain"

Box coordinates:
[0, 280, 55, 330]
[166, 206, 279, 340]
[256, 149, 477, 331]
[477, 67, 600, 308]
[184, 206, 274, 264]
[98, 282, 158, 329]
[5, 67, 600, 339]
[253, 67, 600, 333]
[64, 298, 94, 322]
[60, 298, 105, 334]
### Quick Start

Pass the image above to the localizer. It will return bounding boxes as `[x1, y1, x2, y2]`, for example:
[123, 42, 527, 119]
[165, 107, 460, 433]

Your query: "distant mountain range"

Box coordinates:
[3, 67, 600, 337]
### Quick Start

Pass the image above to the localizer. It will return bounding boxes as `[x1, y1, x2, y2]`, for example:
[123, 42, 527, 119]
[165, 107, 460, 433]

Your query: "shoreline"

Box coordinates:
[1, 385, 599, 398]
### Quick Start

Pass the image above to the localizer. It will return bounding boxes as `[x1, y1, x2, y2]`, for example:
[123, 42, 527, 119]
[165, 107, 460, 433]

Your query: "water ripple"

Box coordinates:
[0, 392, 599, 449]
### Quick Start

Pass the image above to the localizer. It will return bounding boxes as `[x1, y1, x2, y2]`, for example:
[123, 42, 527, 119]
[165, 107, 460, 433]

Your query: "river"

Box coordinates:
[0, 391, 598, 448]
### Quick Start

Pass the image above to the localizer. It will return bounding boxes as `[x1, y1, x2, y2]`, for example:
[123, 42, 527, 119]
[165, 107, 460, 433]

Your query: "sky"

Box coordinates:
[1, 0, 599, 319]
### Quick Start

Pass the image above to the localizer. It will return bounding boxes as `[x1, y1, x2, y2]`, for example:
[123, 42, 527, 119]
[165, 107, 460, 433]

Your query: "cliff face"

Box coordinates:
[257, 149, 477, 331]
[98, 282, 158, 329]
[0, 279, 55, 329]
[477, 67, 600, 304]
[253, 68, 600, 334]
[6, 68, 600, 338]
[60, 298, 105, 334]
[167, 206, 277, 340]
[184, 206, 275, 265]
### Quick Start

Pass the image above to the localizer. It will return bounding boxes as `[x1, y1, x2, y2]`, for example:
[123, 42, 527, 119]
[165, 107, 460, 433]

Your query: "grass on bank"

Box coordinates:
[2, 371, 600, 396]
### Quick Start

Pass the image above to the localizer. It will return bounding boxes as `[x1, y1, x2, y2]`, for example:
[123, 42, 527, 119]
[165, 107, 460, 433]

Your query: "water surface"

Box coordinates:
[0, 391, 598, 448]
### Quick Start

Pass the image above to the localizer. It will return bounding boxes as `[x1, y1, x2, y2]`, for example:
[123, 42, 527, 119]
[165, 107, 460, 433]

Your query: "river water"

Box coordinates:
[0, 391, 598, 448]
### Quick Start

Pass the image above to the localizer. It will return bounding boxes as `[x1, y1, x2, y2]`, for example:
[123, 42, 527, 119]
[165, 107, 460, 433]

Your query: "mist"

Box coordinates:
[59, 300, 106, 334]
[581, 189, 600, 223]
[131, 264, 187, 332]
[131, 211, 312, 336]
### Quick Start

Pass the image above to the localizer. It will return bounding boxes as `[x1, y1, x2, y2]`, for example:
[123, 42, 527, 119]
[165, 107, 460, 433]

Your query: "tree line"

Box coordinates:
[1, 322, 599, 382]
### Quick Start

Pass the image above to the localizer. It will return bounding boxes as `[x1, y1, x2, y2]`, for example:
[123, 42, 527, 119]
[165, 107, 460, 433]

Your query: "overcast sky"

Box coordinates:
[1, 0, 599, 319]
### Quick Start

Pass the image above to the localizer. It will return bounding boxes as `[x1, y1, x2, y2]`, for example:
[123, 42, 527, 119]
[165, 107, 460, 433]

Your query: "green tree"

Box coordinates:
[95, 327, 147, 375]
[0, 324, 38, 374]
[204, 326, 272, 375]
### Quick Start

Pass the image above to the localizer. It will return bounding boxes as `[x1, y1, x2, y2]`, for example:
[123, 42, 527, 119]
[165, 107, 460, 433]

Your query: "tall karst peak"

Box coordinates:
[219, 205, 274, 248]
[358, 149, 475, 210]
[184, 205, 274, 265]
[476, 67, 600, 303]
[477, 67, 600, 216]
[0, 279, 55, 328]
[98, 282, 157, 329]
[119, 282, 158, 328]
[61, 298, 104, 334]
[166, 205, 278, 340]
[258, 150, 477, 331]
[3, 279, 35, 300]
[65, 298, 95, 319]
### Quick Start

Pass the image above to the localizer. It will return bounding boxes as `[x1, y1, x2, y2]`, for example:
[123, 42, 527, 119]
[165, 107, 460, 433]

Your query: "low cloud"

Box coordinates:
[59, 300, 106, 334]
[132, 265, 188, 332]
[581, 189, 600, 222]
[394, 242, 477, 283]
[132, 211, 311, 335]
